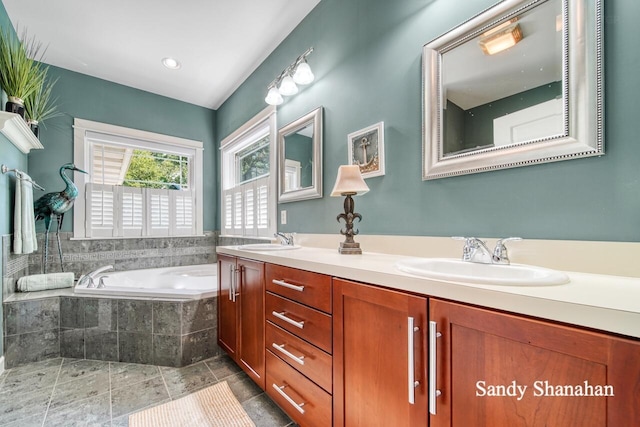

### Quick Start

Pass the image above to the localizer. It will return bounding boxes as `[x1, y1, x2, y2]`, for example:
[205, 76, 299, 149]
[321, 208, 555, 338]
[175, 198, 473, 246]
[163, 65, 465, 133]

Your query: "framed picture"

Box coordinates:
[347, 121, 385, 178]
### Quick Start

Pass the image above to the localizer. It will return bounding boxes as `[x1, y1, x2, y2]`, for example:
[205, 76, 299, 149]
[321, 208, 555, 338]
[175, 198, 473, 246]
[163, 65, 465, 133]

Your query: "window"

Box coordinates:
[220, 106, 276, 238]
[73, 119, 204, 238]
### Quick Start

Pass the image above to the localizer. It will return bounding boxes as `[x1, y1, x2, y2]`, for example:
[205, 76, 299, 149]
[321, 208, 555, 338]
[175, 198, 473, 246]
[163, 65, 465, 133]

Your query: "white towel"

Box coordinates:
[17, 272, 75, 292]
[13, 170, 38, 254]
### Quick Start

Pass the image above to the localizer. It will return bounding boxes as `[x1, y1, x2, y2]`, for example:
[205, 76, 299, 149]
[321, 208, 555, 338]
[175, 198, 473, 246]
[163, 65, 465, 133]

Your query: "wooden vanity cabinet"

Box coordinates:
[264, 263, 333, 427]
[333, 278, 428, 427]
[217, 254, 266, 389]
[429, 298, 640, 427]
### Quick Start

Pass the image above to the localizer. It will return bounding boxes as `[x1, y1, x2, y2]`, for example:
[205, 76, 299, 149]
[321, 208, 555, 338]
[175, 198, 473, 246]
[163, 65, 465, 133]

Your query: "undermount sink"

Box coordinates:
[395, 258, 570, 286]
[238, 243, 301, 251]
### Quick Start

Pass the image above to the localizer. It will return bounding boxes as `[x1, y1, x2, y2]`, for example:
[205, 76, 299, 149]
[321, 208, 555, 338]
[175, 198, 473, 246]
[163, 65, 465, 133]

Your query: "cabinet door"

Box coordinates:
[430, 299, 640, 427]
[238, 258, 265, 389]
[334, 278, 428, 427]
[217, 255, 237, 358]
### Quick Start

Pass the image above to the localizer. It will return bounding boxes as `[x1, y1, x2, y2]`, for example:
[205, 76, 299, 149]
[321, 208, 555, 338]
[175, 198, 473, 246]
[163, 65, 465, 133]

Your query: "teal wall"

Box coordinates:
[0, 0, 22, 359]
[217, 0, 640, 242]
[28, 66, 217, 233]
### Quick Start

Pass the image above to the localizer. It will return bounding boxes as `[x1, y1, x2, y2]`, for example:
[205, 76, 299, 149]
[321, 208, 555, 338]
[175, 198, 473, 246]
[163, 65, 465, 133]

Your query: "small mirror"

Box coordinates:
[278, 107, 323, 202]
[422, 0, 603, 179]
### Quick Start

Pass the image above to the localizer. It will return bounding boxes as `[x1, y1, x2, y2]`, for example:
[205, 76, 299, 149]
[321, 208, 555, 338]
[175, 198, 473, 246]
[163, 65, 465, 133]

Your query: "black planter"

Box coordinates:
[5, 96, 25, 118]
[28, 121, 39, 138]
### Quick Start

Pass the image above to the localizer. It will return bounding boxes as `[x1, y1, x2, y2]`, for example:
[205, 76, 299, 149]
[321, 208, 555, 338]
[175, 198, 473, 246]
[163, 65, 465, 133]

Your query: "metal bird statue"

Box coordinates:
[34, 163, 87, 273]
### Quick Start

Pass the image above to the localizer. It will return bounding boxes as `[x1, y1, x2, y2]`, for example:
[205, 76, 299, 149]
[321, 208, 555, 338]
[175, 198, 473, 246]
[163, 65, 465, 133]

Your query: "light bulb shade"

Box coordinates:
[278, 75, 299, 96]
[264, 87, 283, 105]
[331, 165, 370, 197]
[293, 61, 314, 85]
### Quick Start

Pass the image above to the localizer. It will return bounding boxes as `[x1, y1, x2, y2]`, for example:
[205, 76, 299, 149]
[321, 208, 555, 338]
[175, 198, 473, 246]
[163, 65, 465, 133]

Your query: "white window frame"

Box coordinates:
[73, 118, 204, 239]
[220, 105, 277, 238]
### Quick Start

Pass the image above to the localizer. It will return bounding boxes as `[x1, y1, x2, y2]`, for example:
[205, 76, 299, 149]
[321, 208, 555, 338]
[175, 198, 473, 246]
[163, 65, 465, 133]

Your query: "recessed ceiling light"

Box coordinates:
[162, 57, 181, 69]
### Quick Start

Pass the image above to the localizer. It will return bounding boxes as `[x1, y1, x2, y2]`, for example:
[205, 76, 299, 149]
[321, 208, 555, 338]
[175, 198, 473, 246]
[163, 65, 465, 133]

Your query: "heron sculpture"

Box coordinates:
[34, 163, 87, 273]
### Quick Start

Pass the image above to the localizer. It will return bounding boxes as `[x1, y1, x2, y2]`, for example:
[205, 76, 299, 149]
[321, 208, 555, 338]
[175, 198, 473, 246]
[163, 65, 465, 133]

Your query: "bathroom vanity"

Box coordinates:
[217, 246, 640, 427]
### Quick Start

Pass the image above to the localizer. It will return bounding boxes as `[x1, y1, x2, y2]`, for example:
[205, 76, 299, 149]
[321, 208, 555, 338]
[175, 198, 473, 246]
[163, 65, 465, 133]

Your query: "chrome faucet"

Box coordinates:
[97, 276, 109, 289]
[453, 237, 522, 265]
[491, 237, 522, 264]
[77, 265, 113, 288]
[274, 232, 295, 246]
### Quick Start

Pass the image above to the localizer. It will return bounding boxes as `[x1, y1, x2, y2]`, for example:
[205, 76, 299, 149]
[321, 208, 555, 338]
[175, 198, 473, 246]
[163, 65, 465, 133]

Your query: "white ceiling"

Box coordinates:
[3, 0, 321, 109]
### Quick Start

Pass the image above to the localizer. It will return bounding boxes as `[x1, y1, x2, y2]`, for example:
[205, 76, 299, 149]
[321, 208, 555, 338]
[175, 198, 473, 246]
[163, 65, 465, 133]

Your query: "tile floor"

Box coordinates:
[0, 355, 294, 426]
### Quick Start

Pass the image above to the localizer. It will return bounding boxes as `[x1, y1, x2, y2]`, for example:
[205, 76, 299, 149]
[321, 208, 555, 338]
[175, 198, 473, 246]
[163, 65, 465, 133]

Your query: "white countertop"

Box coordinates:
[217, 245, 640, 339]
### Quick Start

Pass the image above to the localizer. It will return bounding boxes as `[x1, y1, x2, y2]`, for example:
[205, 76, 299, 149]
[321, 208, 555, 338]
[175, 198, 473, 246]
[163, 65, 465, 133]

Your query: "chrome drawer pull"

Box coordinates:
[429, 320, 442, 415]
[272, 343, 305, 365]
[272, 383, 306, 414]
[408, 317, 420, 404]
[272, 311, 305, 329]
[272, 279, 305, 292]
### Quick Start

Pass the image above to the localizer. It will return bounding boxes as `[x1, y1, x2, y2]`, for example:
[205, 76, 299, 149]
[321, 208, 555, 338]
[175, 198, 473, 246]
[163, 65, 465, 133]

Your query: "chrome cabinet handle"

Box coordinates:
[233, 265, 242, 302]
[272, 343, 305, 365]
[228, 265, 234, 302]
[429, 320, 442, 415]
[272, 383, 306, 414]
[272, 311, 305, 329]
[272, 279, 305, 292]
[408, 317, 420, 404]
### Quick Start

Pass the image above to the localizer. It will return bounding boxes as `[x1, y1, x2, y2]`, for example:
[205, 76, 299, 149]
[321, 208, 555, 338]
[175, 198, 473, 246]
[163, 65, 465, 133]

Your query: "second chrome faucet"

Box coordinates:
[453, 237, 522, 265]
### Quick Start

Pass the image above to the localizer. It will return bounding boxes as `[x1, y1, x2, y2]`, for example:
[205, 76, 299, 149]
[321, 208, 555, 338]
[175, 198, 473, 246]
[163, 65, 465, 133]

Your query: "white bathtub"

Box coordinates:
[74, 264, 217, 300]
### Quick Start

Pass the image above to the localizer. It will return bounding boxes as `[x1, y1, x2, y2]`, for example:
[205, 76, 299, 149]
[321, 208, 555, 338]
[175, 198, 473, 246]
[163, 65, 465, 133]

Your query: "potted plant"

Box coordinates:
[0, 29, 45, 118]
[24, 73, 61, 137]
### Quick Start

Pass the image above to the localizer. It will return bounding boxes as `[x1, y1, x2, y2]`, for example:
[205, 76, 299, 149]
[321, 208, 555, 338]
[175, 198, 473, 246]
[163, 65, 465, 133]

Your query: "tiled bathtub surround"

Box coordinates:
[2, 232, 218, 300]
[3, 295, 220, 369]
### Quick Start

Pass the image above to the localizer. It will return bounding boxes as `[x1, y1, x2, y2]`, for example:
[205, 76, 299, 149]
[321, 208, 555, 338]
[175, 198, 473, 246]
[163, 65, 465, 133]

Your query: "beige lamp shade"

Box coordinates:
[331, 165, 370, 196]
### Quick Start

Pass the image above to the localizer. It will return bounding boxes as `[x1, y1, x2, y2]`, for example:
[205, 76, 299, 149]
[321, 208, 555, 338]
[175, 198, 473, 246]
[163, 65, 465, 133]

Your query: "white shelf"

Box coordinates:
[0, 111, 43, 153]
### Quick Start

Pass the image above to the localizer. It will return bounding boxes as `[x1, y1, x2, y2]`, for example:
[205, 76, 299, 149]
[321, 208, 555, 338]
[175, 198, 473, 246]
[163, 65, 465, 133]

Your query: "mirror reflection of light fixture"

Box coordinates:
[264, 47, 314, 106]
[331, 165, 370, 254]
[478, 21, 523, 55]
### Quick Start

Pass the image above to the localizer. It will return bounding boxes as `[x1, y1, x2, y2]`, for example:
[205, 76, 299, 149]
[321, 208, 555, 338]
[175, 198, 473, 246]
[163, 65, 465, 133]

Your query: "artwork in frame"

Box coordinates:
[347, 121, 385, 178]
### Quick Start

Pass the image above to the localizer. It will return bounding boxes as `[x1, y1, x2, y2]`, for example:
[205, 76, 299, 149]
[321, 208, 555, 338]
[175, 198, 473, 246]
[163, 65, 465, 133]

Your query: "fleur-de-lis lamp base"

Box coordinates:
[331, 165, 370, 255]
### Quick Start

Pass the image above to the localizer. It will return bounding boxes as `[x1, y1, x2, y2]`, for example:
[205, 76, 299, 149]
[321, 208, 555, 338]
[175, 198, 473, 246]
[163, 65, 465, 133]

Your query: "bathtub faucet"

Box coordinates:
[274, 232, 295, 246]
[78, 265, 113, 288]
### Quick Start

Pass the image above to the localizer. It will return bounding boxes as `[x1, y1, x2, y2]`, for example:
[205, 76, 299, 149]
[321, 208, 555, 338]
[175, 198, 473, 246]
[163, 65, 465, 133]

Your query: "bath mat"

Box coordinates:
[129, 381, 255, 427]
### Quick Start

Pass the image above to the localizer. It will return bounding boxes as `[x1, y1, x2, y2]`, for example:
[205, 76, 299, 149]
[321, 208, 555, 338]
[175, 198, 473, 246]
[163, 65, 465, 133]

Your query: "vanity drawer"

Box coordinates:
[266, 292, 332, 354]
[266, 351, 332, 427]
[266, 322, 332, 393]
[266, 264, 332, 313]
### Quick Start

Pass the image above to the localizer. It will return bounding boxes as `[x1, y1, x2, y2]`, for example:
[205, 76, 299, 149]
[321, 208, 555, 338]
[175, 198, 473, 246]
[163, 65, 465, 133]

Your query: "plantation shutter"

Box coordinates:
[223, 191, 233, 233]
[121, 186, 144, 237]
[220, 177, 270, 237]
[85, 183, 117, 237]
[171, 190, 196, 235]
[256, 179, 270, 236]
[147, 189, 170, 236]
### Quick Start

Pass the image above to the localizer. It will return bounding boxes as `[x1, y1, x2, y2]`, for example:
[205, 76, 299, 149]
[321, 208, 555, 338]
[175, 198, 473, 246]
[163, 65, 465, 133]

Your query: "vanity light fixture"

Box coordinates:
[278, 74, 299, 96]
[331, 165, 370, 254]
[264, 47, 314, 106]
[162, 57, 181, 69]
[478, 21, 523, 55]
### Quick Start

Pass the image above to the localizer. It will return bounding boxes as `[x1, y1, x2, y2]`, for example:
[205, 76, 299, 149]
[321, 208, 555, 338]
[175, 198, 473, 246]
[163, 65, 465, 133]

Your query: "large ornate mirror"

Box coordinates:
[278, 107, 323, 202]
[422, 0, 603, 179]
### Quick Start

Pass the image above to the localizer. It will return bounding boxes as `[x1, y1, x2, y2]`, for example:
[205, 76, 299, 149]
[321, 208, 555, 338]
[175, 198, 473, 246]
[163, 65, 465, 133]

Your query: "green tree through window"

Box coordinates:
[124, 149, 189, 189]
